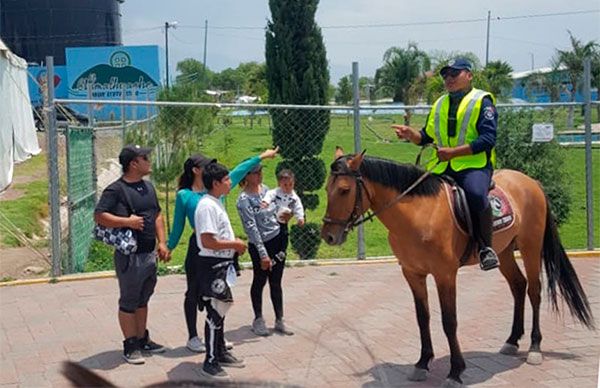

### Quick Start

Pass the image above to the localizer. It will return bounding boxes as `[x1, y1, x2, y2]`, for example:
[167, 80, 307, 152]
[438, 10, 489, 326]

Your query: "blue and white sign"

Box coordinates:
[27, 65, 68, 107]
[66, 45, 162, 120]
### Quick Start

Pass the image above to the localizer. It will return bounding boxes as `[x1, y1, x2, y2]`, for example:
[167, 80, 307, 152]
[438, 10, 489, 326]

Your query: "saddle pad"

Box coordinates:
[446, 184, 515, 235]
[489, 187, 515, 232]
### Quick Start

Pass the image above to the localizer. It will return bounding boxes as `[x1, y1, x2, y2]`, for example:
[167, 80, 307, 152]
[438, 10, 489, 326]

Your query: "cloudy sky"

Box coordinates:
[121, 0, 600, 83]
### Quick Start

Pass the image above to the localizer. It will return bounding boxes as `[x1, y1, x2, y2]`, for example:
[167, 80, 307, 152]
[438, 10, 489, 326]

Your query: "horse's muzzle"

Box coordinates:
[321, 226, 347, 246]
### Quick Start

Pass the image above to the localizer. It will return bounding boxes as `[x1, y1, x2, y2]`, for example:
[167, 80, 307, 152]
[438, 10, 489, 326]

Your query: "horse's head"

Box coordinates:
[321, 147, 372, 245]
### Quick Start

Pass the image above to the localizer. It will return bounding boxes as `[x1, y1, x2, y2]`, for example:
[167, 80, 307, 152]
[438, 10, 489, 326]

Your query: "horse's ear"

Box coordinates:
[348, 150, 366, 171]
[335, 146, 344, 159]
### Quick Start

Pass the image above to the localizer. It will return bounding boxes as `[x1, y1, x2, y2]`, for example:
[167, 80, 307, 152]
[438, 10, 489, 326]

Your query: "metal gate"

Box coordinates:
[66, 127, 96, 273]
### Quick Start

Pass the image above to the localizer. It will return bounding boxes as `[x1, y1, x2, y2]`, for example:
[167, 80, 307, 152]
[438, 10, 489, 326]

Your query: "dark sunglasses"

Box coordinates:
[442, 69, 463, 79]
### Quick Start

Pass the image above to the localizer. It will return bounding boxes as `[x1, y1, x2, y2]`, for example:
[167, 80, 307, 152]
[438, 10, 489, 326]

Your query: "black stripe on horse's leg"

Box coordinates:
[521, 245, 544, 365]
[402, 269, 434, 381]
[498, 248, 526, 354]
[435, 275, 466, 385]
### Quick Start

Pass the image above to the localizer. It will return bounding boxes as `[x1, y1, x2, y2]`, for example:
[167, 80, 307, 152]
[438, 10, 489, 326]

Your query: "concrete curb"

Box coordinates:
[1, 250, 597, 288]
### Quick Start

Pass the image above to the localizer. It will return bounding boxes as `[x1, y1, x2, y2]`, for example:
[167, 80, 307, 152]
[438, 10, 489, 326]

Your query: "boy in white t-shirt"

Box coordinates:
[194, 163, 247, 379]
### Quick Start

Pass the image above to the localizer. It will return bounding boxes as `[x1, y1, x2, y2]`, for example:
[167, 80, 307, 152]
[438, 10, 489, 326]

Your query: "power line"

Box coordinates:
[178, 9, 599, 31]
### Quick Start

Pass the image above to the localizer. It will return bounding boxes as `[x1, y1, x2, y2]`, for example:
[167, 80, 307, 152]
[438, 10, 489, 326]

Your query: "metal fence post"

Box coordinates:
[583, 58, 595, 250]
[121, 86, 126, 143]
[352, 62, 366, 260]
[45, 56, 62, 276]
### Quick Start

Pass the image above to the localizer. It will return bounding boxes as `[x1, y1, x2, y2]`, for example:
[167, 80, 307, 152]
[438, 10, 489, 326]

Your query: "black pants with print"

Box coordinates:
[249, 229, 287, 320]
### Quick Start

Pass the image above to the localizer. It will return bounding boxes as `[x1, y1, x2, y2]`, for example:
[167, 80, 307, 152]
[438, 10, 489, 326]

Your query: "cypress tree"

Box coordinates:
[265, 0, 330, 259]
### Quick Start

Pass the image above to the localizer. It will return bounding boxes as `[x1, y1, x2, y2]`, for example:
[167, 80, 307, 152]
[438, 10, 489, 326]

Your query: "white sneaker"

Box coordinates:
[225, 339, 234, 350]
[186, 336, 206, 353]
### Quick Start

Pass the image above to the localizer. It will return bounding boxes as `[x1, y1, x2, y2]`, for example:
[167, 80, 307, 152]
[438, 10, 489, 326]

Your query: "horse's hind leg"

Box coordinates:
[402, 268, 434, 382]
[497, 247, 526, 355]
[519, 241, 544, 365]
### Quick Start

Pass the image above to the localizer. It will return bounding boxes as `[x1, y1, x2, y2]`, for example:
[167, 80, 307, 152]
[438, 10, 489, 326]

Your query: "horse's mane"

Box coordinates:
[332, 155, 442, 197]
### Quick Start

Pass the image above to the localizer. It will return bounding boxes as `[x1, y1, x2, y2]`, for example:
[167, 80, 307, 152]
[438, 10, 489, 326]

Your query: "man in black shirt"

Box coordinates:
[95, 144, 170, 364]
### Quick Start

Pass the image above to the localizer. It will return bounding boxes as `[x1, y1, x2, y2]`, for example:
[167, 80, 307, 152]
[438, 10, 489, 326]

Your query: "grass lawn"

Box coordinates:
[0, 154, 49, 247]
[2, 112, 598, 272]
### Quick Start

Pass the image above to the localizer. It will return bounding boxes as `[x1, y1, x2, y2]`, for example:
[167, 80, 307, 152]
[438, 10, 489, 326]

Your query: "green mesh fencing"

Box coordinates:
[66, 127, 96, 273]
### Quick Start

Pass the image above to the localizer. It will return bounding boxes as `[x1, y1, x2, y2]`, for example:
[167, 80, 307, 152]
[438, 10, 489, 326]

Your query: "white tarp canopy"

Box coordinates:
[0, 38, 40, 192]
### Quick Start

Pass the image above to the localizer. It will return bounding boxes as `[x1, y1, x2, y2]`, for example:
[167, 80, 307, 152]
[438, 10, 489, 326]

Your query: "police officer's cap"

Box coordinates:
[440, 58, 472, 77]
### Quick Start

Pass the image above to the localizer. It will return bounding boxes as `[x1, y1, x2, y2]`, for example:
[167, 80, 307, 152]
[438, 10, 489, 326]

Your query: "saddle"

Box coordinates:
[442, 176, 515, 264]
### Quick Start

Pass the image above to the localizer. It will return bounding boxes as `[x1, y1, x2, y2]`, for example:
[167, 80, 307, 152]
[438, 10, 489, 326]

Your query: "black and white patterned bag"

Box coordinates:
[93, 225, 138, 255]
[93, 180, 138, 255]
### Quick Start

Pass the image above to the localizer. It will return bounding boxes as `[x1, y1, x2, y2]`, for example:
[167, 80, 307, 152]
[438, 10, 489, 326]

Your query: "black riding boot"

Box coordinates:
[477, 206, 500, 271]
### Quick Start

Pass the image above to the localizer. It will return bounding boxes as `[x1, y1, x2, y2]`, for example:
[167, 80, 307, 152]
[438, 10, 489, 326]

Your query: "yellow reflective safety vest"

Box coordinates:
[424, 88, 496, 174]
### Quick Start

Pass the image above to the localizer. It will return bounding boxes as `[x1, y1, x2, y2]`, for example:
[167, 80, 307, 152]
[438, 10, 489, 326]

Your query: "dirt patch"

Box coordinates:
[0, 188, 25, 201]
[0, 247, 50, 280]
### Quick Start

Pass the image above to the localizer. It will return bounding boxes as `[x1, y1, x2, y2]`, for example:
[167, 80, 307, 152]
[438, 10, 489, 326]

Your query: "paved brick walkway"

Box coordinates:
[1, 258, 598, 387]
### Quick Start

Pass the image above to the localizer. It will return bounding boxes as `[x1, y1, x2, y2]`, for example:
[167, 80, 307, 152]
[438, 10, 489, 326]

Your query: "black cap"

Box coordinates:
[118, 144, 153, 168]
[184, 154, 217, 172]
[440, 57, 473, 77]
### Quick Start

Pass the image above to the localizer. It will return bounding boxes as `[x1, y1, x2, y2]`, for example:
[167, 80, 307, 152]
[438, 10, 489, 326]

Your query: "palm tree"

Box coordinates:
[375, 42, 430, 103]
[482, 60, 514, 101]
[554, 31, 599, 127]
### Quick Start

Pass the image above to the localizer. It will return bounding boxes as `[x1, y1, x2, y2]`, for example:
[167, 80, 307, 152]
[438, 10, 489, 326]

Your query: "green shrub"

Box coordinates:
[290, 222, 322, 260]
[496, 109, 571, 224]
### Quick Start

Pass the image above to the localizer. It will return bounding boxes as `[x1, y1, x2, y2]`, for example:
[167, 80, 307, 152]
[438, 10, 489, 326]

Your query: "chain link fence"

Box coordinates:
[46, 97, 599, 274]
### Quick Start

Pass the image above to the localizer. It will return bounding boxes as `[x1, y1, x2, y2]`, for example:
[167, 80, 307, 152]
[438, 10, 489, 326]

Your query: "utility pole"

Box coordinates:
[485, 10, 491, 66]
[164, 21, 178, 88]
[203, 19, 208, 83]
[529, 52, 535, 70]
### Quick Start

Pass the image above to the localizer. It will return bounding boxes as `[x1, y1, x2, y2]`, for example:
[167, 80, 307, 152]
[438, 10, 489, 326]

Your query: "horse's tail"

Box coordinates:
[542, 196, 595, 329]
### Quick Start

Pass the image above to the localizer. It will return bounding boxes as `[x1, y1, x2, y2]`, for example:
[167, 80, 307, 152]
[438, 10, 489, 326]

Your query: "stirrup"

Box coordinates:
[479, 247, 499, 271]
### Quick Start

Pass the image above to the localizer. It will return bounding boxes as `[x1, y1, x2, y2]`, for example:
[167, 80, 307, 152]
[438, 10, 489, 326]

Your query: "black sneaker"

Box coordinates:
[201, 362, 230, 379]
[123, 337, 145, 365]
[139, 330, 166, 354]
[479, 247, 500, 271]
[218, 351, 245, 368]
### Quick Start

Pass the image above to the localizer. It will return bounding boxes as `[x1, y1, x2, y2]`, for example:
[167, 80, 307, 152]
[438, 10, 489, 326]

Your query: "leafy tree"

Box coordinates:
[266, 0, 329, 259]
[482, 60, 514, 101]
[554, 31, 599, 127]
[335, 75, 352, 104]
[375, 42, 430, 103]
[125, 84, 216, 233]
[176, 58, 214, 88]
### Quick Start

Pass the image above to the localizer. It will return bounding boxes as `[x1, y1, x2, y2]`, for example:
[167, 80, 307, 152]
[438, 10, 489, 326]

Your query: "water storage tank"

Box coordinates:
[0, 0, 124, 65]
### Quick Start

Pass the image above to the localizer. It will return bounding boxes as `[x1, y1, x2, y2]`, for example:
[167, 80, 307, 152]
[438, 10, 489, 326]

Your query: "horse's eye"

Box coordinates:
[339, 187, 350, 196]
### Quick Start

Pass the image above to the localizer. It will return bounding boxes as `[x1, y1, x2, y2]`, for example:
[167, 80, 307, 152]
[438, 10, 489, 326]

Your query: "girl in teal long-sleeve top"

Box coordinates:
[168, 147, 279, 353]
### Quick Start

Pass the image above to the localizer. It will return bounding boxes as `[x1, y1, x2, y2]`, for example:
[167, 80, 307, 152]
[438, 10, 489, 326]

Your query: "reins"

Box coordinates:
[323, 147, 440, 232]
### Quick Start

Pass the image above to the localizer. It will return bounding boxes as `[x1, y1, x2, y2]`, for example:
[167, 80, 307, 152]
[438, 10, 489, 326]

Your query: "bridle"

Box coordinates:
[322, 157, 435, 233]
[322, 167, 372, 233]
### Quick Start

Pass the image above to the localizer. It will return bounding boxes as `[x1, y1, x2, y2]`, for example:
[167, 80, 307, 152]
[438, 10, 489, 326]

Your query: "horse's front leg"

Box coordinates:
[434, 272, 466, 387]
[402, 268, 434, 381]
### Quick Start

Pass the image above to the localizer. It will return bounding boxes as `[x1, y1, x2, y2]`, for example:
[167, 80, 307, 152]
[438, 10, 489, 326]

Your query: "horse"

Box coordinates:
[320, 148, 594, 387]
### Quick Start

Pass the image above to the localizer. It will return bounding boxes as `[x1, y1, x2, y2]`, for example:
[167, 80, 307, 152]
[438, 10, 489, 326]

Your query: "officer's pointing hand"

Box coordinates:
[392, 125, 417, 142]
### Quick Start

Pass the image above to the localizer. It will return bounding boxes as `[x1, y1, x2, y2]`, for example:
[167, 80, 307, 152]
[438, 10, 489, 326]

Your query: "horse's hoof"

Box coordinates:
[407, 367, 428, 381]
[527, 351, 543, 365]
[441, 378, 463, 388]
[499, 343, 519, 355]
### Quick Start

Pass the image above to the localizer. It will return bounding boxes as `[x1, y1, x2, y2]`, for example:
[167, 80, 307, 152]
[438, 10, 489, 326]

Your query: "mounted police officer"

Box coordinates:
[392, 57, 500, 271]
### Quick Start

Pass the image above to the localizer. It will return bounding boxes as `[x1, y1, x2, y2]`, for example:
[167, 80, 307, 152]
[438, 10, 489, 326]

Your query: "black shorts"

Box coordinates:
[114, 250, 157, 313]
